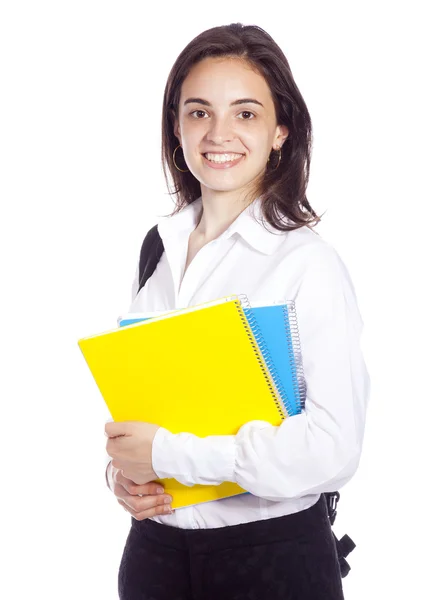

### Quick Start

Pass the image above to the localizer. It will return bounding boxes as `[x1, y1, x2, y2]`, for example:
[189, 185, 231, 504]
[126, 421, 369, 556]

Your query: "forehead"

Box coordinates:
[180, 57, 273, 106]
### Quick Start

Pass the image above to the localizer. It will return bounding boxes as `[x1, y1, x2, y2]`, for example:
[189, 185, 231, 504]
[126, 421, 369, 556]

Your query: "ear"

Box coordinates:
[173, 113, 181, 144]
[274, 124, 289, 149]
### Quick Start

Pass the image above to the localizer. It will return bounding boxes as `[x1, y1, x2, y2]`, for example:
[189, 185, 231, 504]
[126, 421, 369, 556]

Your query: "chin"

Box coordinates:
[201, 180, 248, 193]
[199, 171, 253, 189]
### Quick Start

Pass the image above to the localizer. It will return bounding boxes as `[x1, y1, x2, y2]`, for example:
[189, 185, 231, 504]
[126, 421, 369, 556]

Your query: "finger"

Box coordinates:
[126, 490, 173, 514]
[117, 470, 164, 496]
[113, 482, 173, 513]
[106, 441, 126, 462]
[105, 421, 129, 438]
[110, 458, 124, 471]
[113, 483, 145, 510]
[117, 497, 174, 520]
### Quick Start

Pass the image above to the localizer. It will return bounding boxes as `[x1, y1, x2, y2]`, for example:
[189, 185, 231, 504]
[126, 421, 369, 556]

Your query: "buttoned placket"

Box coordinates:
[177, 238, 220, 308]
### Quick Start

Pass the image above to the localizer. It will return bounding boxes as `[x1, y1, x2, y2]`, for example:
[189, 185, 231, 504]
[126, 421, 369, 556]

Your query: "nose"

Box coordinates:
[205, 116, 234, 145]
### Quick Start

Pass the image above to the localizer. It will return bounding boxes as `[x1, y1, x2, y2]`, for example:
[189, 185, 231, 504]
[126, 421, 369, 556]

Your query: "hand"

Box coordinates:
[105, 420, 161, 485]
[107, 462, 174, 520]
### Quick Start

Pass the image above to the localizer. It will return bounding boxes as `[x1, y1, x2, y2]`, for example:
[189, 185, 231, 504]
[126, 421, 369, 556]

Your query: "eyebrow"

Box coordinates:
[183, 97, 264, 108]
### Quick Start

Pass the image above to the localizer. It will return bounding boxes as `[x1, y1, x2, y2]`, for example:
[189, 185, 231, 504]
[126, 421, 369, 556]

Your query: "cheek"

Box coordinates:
[181, 118, 205, 136]
[181, 127, 204, 155]
[238, 125, 271, 153]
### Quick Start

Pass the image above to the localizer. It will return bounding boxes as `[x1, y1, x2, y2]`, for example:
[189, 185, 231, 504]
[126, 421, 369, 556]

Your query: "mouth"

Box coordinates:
[201, 152, 245, 169]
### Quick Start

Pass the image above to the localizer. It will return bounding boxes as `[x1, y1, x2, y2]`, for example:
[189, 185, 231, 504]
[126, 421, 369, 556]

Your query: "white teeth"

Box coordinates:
[204, 153, 243, 163]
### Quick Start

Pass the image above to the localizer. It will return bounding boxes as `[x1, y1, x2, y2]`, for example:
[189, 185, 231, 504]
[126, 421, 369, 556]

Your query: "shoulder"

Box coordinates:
[279, 226, 360, 307]
[277, 225, 345, 274]
[283, 227, 365, 332]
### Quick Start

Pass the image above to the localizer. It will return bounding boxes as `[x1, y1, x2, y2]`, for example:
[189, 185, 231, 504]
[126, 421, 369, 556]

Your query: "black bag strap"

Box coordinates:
[323, 491, 356, 578]
[137, 224, 165, 294]
[136, 224, 356, 577]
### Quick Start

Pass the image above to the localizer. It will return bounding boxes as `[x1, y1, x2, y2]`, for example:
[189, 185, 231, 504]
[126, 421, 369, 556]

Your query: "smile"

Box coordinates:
[202, 152, 245, 169]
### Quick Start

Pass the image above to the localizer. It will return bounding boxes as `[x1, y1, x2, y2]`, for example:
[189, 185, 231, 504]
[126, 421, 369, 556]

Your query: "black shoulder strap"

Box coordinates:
[137, 224, 165, 294]
[323, 491, 356, 578]
[136, 224, 356, 578]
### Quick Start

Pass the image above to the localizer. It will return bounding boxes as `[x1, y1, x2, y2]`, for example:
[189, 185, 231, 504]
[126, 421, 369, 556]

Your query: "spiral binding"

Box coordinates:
[234, 294, 291, 420]
[282, 300, 307, 412]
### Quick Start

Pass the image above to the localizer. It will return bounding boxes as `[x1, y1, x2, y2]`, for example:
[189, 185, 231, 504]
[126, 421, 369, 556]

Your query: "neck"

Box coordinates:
[194, 186, 257, 243]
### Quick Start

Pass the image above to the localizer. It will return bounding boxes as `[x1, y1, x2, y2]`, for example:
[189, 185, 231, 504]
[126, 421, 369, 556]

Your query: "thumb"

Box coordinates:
[105, 420, 127, 438]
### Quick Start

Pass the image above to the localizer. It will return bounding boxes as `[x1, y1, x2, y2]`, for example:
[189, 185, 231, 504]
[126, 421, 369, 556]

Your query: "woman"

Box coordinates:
[105, 22, 370, 600]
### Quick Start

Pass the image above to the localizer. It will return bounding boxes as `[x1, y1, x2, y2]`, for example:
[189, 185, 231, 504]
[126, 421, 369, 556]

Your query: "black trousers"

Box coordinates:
[118, 494, 345, 600]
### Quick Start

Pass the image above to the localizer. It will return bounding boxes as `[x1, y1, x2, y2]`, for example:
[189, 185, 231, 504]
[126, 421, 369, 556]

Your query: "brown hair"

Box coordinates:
[160, 22, 324, 232]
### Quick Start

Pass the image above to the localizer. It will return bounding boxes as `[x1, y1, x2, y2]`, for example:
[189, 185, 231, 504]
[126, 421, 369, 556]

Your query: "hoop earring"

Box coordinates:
[173, 144, 189, 173]
[267, 146, 282, 170]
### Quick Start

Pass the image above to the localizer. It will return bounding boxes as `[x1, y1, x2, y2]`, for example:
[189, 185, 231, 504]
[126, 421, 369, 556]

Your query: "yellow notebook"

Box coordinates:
[78, 294, 287, 509]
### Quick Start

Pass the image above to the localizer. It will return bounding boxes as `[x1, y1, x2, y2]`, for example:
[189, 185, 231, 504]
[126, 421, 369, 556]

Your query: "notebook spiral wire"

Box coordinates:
[235, 294, 291, 421]
[284, 301, 307, 412]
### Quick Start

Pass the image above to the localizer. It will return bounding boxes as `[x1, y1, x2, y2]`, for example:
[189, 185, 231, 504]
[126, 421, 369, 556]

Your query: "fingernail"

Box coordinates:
[164, 495, 172, 504]
[156, 487, 164, 494]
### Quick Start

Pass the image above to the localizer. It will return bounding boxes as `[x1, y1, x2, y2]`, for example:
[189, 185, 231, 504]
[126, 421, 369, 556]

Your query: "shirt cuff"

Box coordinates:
[152, 426, 236, 487]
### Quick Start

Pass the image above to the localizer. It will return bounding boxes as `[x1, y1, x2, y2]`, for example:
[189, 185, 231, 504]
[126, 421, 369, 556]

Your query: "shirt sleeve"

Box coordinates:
[151, 244, 371, 501]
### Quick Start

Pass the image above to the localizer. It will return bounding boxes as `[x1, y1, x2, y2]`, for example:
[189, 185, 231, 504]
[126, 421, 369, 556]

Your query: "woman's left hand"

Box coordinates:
[105, 421, 161, 485]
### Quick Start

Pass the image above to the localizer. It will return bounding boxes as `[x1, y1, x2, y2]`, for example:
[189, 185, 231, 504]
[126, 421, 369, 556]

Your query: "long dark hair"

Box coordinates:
[160, 23, 323, 232]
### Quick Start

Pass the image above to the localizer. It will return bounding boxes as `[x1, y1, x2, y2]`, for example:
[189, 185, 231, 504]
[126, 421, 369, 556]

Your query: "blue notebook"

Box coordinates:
[118, 300, 306, 416]
[250, 303, 306, 415]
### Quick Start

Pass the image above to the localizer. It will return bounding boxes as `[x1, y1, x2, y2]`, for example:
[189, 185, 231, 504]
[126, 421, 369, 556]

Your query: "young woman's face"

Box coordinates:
[174, 56, 288, 197]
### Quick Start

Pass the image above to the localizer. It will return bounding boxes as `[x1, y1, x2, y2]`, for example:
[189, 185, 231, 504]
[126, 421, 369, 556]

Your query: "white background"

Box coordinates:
[1, 1, 441, 598]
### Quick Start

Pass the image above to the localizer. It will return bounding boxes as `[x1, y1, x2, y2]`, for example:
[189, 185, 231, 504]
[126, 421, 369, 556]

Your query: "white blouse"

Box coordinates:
[106, 196, 371, 530]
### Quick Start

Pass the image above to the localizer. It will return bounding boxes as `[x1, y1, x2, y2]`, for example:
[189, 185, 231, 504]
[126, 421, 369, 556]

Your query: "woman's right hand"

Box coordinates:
[107, 462, 174, 520]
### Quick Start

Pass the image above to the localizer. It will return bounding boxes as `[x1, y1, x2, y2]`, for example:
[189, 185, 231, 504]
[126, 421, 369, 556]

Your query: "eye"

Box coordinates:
[238, 111, 255, 120]
[189, 110, 208, 119]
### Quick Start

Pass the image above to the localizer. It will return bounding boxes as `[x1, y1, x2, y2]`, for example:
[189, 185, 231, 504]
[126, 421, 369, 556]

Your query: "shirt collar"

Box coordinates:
[157, 196, 287, 256]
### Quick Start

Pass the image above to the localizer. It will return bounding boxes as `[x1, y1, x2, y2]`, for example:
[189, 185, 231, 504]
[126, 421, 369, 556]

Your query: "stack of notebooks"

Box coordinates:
[78, 293, 306, 510]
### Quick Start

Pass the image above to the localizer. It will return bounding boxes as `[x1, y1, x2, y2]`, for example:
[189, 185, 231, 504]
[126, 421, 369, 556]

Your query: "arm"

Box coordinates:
[151, 245, 371, 501]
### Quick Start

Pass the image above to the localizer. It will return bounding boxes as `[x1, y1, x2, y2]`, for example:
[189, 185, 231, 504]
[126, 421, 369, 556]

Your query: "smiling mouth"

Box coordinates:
[202, 152, 245, 164]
